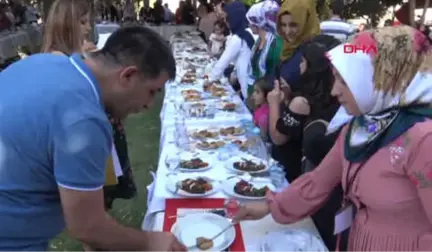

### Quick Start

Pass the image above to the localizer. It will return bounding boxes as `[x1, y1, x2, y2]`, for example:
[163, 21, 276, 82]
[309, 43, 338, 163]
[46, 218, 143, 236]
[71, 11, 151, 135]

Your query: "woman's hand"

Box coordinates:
[83, 40, 98, 52]
[233, 202, 270, 222]
[267, 80, 285, 106]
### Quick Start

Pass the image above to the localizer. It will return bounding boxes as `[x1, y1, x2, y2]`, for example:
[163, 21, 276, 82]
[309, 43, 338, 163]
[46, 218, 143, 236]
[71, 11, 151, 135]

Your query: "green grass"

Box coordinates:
[49, 94, 163, 251]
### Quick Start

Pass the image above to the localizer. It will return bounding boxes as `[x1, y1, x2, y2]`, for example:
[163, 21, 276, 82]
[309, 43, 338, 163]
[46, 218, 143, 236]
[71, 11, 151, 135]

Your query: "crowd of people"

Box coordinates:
[0, 0, 431, 250]
[0, 0, 39, 32]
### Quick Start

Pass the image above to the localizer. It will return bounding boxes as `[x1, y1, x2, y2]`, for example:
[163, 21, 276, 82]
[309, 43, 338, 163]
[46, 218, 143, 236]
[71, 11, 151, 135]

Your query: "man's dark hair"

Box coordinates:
[329, 0, 344, 17]
[96, 26, 176, 80]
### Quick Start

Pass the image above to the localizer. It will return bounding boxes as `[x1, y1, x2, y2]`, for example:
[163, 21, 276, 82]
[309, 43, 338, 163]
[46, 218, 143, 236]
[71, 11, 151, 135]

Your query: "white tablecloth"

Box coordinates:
[141, 32, 323, 251]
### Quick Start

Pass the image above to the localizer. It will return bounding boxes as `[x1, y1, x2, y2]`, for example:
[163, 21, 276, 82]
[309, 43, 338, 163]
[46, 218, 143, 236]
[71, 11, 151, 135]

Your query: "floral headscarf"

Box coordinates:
[326, 25, 432, 162]
[277, 0, 320, 61]
[246, 0, 279, 34]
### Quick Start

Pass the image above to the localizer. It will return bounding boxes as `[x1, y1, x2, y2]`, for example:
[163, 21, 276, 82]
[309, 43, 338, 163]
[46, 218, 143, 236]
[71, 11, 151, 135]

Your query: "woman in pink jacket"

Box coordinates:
[235, 25, 432, 251]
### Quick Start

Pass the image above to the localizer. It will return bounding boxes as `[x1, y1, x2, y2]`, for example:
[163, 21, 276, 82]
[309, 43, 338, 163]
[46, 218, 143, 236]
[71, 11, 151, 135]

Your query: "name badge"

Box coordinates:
[334, 204, 354, 235]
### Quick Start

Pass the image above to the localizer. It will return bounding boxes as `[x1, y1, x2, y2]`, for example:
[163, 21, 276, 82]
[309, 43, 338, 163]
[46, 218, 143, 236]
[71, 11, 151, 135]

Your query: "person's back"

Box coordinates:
[0, 53, 110, 250]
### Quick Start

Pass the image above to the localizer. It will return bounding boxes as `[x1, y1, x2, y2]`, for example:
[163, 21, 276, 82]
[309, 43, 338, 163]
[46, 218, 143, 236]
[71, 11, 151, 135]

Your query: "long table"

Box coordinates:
[141, 32, 323, 251]
[96, 23, 196, 40]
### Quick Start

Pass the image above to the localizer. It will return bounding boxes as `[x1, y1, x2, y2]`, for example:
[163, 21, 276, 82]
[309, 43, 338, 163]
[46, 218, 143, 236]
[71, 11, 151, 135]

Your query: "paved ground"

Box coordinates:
[49, 94, 163, 251]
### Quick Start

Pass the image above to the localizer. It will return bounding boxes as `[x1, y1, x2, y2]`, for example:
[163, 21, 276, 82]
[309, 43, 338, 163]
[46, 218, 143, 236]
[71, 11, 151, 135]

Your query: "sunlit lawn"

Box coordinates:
[49, 94, 163, 251]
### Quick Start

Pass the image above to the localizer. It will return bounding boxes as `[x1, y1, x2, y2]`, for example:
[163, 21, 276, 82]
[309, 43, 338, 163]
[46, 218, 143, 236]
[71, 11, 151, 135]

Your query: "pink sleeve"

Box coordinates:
[266, 128, 345, 224]
[405, 131, 432, 249]
[257, 114, 268, 131]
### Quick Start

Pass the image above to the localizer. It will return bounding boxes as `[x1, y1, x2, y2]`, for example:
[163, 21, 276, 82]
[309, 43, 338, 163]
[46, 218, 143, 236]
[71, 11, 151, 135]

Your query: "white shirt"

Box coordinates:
[320, 17, 355, 43]
[210, 30, 256, 98]
[209, 33, 225, 55]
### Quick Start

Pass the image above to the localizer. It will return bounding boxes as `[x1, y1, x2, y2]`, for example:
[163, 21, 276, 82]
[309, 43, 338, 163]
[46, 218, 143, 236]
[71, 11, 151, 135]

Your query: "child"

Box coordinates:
[251, 77, 273, 139]
[208, 20, 227, 57]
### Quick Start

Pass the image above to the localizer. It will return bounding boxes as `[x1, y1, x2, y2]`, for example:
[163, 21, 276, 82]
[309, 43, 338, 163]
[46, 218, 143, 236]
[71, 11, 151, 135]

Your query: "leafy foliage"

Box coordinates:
[342, 0, 404, 26]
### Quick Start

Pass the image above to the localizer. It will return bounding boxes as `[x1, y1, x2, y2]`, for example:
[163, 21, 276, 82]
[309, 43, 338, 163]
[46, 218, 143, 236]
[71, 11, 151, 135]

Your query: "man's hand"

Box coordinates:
[144, 232, 187, 251]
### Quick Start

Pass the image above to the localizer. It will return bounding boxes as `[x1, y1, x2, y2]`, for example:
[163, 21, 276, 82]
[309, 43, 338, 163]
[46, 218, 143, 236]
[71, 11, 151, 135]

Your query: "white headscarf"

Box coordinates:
[326, 26, 432, 147]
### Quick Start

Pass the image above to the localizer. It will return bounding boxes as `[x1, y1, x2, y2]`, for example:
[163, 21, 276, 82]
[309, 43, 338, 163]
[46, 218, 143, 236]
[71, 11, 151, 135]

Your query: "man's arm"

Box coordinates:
[53, 117, 184, 250]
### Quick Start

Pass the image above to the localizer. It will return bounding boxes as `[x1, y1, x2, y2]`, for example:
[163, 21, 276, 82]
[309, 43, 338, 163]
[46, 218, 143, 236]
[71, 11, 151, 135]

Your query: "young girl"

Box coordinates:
[208, 19, 227, 57]
[251, 77, 272, 139]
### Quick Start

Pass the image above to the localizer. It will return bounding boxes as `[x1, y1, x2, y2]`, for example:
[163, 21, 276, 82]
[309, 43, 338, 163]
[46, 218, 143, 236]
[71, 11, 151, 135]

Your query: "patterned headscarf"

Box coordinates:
[277, 0, 320, 61]
[326, 26, 432, 162]
[246, 0, 279, 34]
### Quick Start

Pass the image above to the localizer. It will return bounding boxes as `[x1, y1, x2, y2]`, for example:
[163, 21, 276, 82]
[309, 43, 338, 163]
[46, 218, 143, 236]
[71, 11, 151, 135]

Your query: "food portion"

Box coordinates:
[196, 141, 225, 150]
[180, 177, 213, 194]
[231, 139, 248, 150]
[179, 158, 209, 169]
[233, 159, 266, 172]
[196, 237, 214, 250]
[220, 102, 236, 112]
[185, 57, 207, 65]
[184, 94, 201, 102]
[191, 129, 219, 139]
[220, 126, 245, 136]
[234, 180, 269, 197]
[203, 82, 216, 92]
[181, 70, 197, 84]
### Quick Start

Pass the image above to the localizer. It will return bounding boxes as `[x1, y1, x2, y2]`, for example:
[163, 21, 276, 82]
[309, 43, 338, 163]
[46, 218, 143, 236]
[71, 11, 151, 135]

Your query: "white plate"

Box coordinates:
[224, 155, 269, 174]
[221, 177, 275, 200]
[178, 153, 212, 172]
[166, 176, 218, 198]
[171, 212, 235, 251]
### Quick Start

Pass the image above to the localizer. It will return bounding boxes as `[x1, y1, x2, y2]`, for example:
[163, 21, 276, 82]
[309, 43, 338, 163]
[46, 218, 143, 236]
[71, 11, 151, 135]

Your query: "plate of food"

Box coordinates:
[178, 157, 211, 172]
[222, 178, 274, 200]
[181, 71, 197, 84]
[184, 94, 202, 102]
[219, 126, 245, 136]
[181, 89, 201, 96]
[203, 80, 222, 92]
[196, 140, 225, 150]
[167, 177, 217, 197]
[225, 155, 268, 174]
[171, 212, 235, 251]
[184, 103, 211, 117]
[190, 129, 219, 139]
[217, 101, 237, 112]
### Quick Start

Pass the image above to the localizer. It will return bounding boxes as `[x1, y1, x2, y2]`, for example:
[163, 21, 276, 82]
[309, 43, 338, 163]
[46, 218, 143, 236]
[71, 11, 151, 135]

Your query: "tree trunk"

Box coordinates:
[409, 0, 416, 26]
[420, 0, 430, 25]
[42, 0, 55, 21]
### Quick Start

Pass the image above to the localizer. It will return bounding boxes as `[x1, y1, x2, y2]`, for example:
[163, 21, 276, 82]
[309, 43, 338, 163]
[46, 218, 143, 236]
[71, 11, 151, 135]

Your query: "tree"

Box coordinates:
[342, 0, 404, 27]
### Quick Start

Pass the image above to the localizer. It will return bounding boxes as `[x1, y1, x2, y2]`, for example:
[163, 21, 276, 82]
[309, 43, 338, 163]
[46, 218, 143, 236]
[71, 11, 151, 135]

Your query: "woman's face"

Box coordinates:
[252, 85, 266, 106]
[279, 13, 299, 42]
[79, 13, 91, 40]
[331, 68, 362, 116]
[249, 24, 259, 34]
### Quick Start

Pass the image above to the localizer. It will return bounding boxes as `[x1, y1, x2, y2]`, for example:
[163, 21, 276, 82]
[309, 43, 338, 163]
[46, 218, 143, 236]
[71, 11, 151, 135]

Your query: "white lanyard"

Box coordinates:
[70, 56, 100, 102]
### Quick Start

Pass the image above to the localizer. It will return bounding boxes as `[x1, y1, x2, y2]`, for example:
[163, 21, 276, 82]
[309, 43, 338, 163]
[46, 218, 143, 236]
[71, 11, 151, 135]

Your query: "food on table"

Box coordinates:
[233, 159, 266, 172]
[219, 126, 245, 136]
[221, 102, 236, 112]
[234, 179, 269, 197]
[186, 57, 207, 65]
[211, 87, 227, 97]
[179, 158, 209, 169]
[191, 129, 219, 138]
[181, 89, 200, 96]
[185, 94, 201, 101]
[180, 177, 213, 194]
[189, 46, 206, 53]
[181, 71, 197, 84]
[231, 139, 248, 150]
[196, 141, 225, 150]
[196, 237, 214, 250]
[203, 81, 223, 92]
